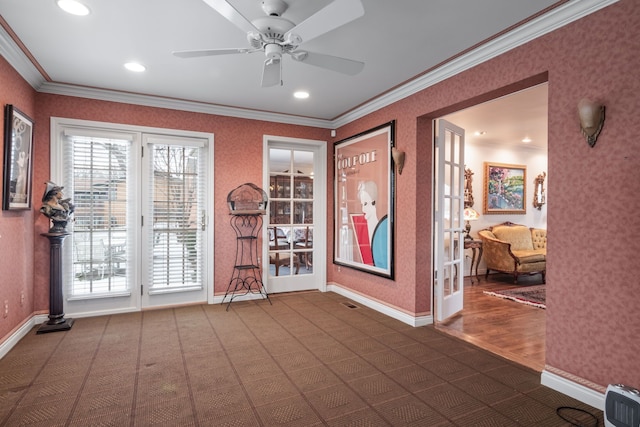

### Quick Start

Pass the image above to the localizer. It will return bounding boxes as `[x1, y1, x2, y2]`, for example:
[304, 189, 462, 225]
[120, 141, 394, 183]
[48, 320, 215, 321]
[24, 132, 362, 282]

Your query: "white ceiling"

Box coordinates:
[0, 0, 611, 137]
[444, 83, 548, 150]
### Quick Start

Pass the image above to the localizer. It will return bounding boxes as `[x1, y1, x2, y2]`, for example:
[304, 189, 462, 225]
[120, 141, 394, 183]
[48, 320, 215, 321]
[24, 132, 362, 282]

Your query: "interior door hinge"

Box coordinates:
[141, 285, 143, 296]
[141, 216, 144, 227]
[141, 146, 144, 157]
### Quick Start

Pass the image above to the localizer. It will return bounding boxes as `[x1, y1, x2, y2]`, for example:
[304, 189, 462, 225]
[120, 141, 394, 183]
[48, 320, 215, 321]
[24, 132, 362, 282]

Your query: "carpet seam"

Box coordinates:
[65, 316, 111, 426]
[202, 304, 265, 426]
[129, 310, 145, 427]
[172, 307, 200, 427]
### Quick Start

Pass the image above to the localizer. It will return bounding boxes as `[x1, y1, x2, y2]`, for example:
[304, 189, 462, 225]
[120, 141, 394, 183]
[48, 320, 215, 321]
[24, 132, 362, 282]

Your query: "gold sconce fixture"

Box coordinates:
[578, 98, 605, 147]
[464, 167, 474, 208]
[392, 147, 405, 175]
[533, 172, 546, 210]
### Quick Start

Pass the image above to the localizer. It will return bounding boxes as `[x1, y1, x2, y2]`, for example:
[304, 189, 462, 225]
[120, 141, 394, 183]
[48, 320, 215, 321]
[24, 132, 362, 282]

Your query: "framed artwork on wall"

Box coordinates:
[2, 105, 34, 210]
[483, 161, 526, 214]
[333, 121, 395, 279]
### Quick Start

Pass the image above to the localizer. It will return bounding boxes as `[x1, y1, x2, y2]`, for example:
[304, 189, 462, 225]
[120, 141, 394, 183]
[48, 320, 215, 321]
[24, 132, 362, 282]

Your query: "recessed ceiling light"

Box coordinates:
[124, 62, 146, 72]
[57, 0, 90, 16]
[474, 131, 486, 136]
[522, 137, 532, 143]
[294, 91, 309, 99]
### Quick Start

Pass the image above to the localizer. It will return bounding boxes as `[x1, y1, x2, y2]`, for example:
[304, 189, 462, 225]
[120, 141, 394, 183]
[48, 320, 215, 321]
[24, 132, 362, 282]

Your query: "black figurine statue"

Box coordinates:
[40, 181, 74, 233]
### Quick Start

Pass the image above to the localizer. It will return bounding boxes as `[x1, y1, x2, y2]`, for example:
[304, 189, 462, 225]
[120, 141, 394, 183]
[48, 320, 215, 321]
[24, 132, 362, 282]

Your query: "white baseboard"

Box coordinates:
[0, 314, 48, 359]
[69, 307, 140, 319]
[326, 282, 433, 327]
[541, 369, 605, 410]
[212, 293, 270, 305]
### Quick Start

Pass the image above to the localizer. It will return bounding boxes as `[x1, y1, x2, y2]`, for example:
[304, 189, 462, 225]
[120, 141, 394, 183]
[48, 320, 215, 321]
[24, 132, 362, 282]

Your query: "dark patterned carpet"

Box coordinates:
[0, 291, 600, 426]
[484, 285, 546, 309]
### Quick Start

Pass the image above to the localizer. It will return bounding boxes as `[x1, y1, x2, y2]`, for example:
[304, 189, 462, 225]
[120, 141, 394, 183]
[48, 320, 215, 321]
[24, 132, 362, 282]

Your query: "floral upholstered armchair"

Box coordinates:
[478, 221, 546, 283]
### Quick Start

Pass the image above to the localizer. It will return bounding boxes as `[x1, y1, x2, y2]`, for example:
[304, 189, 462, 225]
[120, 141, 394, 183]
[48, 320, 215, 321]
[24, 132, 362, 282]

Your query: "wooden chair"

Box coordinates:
[294, 226, 313, 269]
[269, 227, 299, 276]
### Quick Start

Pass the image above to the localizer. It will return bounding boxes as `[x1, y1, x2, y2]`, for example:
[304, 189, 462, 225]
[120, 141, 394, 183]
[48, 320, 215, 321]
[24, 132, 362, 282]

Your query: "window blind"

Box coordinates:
[146, 137, 206, 294]
[62, 132, 133, 298]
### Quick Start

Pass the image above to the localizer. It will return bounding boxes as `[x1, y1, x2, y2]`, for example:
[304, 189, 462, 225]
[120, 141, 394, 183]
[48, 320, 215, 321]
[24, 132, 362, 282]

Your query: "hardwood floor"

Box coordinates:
[435, 273, 546, 372]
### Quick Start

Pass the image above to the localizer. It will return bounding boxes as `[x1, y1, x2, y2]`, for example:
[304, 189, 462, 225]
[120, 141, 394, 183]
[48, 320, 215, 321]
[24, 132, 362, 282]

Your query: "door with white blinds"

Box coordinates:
[51, 119, 212, 317]
[141, 135, 209, 308]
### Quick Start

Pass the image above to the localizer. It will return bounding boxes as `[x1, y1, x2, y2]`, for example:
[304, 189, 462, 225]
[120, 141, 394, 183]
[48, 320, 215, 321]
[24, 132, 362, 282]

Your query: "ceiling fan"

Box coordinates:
[173, 0, 365, 87]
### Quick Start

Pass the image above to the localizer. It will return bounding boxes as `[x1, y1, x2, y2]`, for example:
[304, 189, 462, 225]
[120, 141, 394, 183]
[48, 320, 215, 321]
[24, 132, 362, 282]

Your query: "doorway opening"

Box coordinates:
[50, 118, 214, 317]
[263, 136, 327, 294]
[433, 81, 548, 371]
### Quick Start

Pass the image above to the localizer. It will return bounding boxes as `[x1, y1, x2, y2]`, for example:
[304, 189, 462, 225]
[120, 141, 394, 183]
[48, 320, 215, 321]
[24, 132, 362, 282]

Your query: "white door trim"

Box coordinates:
[262, 135, 327, 293]
[49, 117, 214, 316]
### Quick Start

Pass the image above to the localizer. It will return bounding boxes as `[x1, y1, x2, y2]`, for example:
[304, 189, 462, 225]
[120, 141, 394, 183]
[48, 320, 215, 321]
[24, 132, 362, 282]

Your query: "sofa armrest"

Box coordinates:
[531, 228, 547, 250]
[478, 230, 518, 271]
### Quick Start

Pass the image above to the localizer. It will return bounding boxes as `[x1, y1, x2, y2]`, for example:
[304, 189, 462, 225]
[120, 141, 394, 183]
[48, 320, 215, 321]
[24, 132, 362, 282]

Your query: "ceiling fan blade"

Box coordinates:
[200, 0, 258, 34]
[261, 58, 282, 87]
[173, 48, 253, 58]
[284, 0, 364, 45]
[291, 51, 364, 75]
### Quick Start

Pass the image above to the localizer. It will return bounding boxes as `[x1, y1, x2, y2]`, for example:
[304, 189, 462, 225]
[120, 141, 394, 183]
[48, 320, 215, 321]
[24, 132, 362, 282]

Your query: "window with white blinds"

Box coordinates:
[62, 131, 134, 299]
[145, 137, 206, 294]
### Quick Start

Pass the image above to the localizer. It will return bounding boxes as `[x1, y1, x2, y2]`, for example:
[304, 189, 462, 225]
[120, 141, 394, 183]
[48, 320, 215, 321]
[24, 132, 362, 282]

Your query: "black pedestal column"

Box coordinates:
[37, 232, 74, 334]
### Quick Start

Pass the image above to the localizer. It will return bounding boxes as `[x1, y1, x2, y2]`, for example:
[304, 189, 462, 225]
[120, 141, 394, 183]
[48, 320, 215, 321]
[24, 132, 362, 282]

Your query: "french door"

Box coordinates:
[51, 118, 212, 317]
[434, 119, 465, 321]
[140, 134, 210, 308]
[263, 137, 326, 294]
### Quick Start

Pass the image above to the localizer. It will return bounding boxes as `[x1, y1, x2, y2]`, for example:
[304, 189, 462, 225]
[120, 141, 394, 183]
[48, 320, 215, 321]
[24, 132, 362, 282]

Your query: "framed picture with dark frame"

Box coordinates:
[483, 161, 526, 214]
[333, 120, 395, 279]
[2, 105, 34, 210]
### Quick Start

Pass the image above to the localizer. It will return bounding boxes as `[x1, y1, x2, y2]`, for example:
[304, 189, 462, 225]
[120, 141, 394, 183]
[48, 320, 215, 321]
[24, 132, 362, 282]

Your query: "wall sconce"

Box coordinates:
[533, 172, 546, 210]
[464, 167, 474, 208]
[392, 147, 405, 175]
[578, 98, 605, 147]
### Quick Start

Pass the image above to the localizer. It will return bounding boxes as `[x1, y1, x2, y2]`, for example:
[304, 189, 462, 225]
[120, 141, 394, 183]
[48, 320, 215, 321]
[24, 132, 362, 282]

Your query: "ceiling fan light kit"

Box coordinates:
[174, 0, 365, 87]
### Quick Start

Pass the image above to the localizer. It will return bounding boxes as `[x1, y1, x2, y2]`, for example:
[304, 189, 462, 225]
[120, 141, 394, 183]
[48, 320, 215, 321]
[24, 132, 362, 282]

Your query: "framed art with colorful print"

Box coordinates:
[333, 121, 395, 279]
[483, 162, 526, 215]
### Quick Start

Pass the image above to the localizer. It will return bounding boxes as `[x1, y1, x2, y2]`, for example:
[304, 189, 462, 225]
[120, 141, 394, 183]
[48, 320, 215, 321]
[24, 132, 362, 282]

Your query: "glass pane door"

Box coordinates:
[53, 119, 212, 316]
[68, 136, 132, 299]
[56, 125, 140, 316]
[435, 119, 465, 321]
[142, 135, 208, 307]
[268, 149, 314, 278]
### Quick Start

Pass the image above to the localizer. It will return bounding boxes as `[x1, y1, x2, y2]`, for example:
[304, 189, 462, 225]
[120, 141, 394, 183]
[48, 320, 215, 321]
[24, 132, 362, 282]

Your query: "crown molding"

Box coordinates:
[0, 24, 45, 88]
[0, 0, 618, 129]
[37, 82, 334, 128]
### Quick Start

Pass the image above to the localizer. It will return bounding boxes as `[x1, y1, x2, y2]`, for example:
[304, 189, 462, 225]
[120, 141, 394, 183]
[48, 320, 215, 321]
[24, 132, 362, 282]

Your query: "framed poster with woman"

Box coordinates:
[333, 121, 395, 279]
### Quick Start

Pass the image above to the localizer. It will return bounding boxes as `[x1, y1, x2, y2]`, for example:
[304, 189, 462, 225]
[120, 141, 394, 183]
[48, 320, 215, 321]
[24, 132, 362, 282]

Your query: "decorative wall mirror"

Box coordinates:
[533, 172, 546, 210]
[464, 167, 474, 208]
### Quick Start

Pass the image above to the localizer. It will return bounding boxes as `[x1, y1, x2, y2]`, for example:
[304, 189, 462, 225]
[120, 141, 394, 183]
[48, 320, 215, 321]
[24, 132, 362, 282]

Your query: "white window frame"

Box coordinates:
[50, 117, 215, 316]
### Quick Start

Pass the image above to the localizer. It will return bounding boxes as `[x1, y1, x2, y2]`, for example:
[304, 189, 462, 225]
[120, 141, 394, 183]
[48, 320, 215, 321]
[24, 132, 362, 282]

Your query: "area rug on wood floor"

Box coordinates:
[483, 285, 546, 308]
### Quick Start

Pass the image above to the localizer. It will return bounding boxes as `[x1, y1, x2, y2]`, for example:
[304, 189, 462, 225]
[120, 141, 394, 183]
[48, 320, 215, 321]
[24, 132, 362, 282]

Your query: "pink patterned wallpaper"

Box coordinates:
[330, 0, 640, 390]
[0, 58, 37, 341]
[0, 0, 637, 393]
[31, 96, 328, 308]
